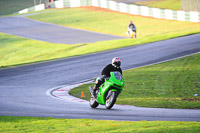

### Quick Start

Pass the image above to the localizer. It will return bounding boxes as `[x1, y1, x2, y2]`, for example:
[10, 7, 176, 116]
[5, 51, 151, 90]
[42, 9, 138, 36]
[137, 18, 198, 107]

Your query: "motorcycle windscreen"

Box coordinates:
[113, 72, 122, 81]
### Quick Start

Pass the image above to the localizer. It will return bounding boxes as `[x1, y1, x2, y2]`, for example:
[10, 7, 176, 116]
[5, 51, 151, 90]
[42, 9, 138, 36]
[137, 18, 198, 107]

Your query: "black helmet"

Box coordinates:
[112, 57, 121, 68]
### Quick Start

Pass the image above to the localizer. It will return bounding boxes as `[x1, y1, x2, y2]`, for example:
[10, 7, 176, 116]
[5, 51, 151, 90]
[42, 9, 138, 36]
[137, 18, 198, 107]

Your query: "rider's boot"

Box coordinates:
[92, 85, 98, 97]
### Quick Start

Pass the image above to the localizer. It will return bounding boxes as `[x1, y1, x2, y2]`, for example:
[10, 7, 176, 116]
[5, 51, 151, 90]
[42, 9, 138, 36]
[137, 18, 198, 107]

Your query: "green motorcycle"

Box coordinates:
[89, 71, 125, 109]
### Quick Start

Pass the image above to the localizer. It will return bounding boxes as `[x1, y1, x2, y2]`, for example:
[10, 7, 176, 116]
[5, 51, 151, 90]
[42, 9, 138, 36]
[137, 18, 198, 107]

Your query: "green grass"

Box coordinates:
[0, 33, 135, 68]
[0, 33, 73, 68]
[135, 0, 181, 10]
[1, 30, 196, 68]
[0, 0, 35, 16]
[1, 7, 200, 68]
[69, 53, 200, 109]
[0, 33, 161, 68]
[0, 116, 200, 132]
[28, 7, 200, 38]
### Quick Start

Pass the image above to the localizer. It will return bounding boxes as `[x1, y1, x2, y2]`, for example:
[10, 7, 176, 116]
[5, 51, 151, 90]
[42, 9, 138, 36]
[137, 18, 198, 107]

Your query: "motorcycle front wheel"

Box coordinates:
[105, 90, 118, 109]
[89, 96, 99, 108]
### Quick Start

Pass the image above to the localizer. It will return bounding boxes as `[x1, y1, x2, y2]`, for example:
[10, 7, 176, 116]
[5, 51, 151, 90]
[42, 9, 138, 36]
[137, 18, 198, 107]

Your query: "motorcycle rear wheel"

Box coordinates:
[105, 90, 117, 109]
[89, 96, 99, 108]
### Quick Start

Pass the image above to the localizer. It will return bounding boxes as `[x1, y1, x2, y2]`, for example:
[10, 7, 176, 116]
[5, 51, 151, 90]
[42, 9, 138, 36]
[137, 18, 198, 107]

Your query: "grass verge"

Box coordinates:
[28, 7, 200, 37]
[0, 0, 35, 16]
[1, 31, 194, 68]
[0, 33, 73, 68]
[69, 53, 200, 109]
[135, 0, 181, 10]
[1, 7, 200, 68]
[0, 116, 200, 132]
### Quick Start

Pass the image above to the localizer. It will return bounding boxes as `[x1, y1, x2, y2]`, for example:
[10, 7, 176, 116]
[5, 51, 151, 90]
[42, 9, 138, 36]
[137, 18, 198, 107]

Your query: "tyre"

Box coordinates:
[89, 96, 99, 108]
[130, 31, 134, 38]
[105, 90, 118, 109]
[130, 32, 134, 38]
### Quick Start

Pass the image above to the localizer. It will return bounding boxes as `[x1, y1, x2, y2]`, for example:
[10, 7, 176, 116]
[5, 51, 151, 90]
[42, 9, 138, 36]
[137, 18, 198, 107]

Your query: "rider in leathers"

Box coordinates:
[127, 20, 137, 38]
[93, 57, 122, 96]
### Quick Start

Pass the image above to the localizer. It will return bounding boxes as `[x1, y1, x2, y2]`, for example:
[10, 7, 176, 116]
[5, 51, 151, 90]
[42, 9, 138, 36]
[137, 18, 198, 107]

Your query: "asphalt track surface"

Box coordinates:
[0, 16, 125, 44]
[0, 16, 200, 121]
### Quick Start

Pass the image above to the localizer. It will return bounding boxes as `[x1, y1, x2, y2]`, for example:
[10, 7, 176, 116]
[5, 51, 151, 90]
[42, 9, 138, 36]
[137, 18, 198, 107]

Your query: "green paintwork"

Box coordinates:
[96, 72, 125, 105]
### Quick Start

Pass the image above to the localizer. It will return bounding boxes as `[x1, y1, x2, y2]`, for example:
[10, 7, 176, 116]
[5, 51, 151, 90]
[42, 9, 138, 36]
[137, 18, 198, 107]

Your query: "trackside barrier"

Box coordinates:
[18, 4, 45, 14]
[17, 0, 200, 23]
